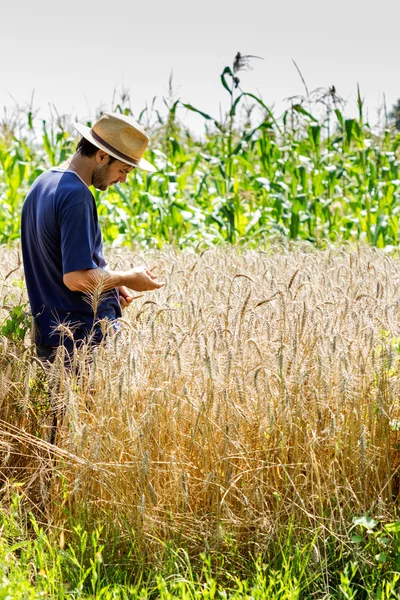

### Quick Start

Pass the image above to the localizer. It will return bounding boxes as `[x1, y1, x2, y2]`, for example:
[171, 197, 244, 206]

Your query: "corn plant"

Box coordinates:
[1, 56, 400, 247]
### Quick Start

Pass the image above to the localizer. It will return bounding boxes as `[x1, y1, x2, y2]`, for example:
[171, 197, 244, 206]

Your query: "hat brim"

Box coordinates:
[73, 122, 157, 173]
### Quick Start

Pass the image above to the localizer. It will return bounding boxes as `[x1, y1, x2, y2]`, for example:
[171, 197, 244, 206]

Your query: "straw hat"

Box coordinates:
[74, 112, 156, 172]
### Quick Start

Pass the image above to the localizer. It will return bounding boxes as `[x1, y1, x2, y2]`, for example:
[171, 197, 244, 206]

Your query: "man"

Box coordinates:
[21, 112, 164, 364]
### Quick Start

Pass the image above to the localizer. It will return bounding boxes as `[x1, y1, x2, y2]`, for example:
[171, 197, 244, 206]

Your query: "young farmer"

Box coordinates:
[21, 112, 164, 364]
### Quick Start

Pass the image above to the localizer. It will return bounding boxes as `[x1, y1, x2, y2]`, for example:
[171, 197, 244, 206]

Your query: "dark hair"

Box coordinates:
[76, 136, 116, 163]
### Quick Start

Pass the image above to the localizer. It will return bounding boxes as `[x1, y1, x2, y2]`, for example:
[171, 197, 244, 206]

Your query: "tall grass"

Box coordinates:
[2, 244, 400, 585]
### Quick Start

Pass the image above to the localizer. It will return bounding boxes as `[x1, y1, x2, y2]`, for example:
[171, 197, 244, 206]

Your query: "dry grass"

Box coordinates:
[1, 243, 400, 557]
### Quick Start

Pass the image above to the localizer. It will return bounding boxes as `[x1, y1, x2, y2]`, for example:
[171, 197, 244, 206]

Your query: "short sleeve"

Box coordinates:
[60, 202, 99, 274]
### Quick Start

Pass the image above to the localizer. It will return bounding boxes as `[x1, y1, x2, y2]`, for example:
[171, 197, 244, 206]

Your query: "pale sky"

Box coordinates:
[1, 0, 400, 132]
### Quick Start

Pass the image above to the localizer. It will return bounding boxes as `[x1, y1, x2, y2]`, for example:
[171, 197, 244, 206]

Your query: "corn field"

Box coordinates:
[1, 55, 400, 249]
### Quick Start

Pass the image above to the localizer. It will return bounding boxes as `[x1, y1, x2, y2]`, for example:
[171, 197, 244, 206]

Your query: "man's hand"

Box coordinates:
[64, 266, 165, 294]
[118, 286, 135, 309]
[124, 266, 165, 292]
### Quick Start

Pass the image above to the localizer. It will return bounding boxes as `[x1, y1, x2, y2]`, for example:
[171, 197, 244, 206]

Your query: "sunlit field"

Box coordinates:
[2, 54, 400, 596]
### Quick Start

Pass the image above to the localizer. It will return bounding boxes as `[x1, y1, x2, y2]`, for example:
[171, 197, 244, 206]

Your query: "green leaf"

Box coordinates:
[245, 209, 262, 234]
[292, 104, 318, 123]
[350, 535, 365, 544]
[335, 108, 344, 128]
[372, 213, 387, 246]
[220, 66, 234, 95]
[375, 552, 387, 563]
[181, 103, 215, 122]
[231, 125, 263, 156]
[238, 93, 282, 133]
[309, 124, 321, 152]
[8, 541, 30, 553]
[345, 119, 355, 147]
[377, 537, 389, 545]
[353, 516, 378, 530]
[384, 521, 400, 533]
[357, 83, 364, 124]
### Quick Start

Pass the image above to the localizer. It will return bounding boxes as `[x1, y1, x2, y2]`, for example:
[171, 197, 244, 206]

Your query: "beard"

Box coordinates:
[92, 163, 112, 190]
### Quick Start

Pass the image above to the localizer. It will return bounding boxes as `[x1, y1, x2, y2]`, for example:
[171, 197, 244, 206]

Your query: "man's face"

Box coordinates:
[92, 156, 134, 191]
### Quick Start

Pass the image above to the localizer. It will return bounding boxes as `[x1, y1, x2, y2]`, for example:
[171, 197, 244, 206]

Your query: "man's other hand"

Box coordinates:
[118, 286, 136, 308]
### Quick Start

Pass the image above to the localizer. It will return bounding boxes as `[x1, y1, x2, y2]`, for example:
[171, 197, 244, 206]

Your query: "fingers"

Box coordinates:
[146, 272, 165, 289]
[119, 296, 133, 307]
[146, 269, 158, 280]
[119, 289, 134, 308]
[129, 266, 166, 292]
[142, 268, 165, 289]
[119, 295, 129, 308]
[119, 292, 144, 307]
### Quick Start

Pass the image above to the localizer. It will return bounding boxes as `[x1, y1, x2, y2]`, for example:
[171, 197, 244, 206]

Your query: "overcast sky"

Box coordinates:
[1, 0, 399, 132]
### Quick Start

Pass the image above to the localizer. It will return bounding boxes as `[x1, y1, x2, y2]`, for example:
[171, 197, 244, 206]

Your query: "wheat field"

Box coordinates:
[1, 243, 400, 561]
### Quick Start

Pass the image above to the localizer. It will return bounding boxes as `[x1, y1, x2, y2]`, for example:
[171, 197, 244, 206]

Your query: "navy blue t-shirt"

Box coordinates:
[21, 169, 122, 351]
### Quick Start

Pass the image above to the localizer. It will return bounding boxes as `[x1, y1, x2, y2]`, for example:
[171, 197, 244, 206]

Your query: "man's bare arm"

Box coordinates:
[63, 266, 164, 293]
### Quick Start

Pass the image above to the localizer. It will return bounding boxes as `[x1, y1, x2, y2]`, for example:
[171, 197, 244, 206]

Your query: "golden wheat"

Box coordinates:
[1, 243, 400, 556]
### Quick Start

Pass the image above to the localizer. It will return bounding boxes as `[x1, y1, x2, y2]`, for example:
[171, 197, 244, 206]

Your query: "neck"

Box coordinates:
[58, 153, 94, 186]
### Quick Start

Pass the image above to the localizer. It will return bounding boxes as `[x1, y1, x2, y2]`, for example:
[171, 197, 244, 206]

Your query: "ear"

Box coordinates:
[95, 150, 109, 164]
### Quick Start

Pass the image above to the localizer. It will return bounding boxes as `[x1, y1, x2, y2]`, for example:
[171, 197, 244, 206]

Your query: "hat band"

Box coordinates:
[90, 129, 139, 165]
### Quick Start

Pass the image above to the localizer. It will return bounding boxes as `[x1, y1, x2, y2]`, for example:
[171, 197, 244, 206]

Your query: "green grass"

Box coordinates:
[2, 500, 400, 598]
